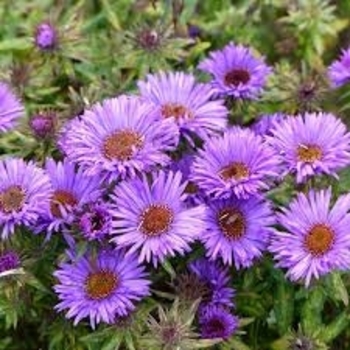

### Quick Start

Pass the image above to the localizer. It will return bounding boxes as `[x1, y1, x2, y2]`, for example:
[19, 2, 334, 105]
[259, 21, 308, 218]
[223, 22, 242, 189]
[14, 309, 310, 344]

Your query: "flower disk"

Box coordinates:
[110, 171, 206, 266]
[54, 250, 150, 328]
[267, 113, 350, 183]
[191, 128, 280, 199]
[269, 189, 350, 286]
[198, 42, 272, 99]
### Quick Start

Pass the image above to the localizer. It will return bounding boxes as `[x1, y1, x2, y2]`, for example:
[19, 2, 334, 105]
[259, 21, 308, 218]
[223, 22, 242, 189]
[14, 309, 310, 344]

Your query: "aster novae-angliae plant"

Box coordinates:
[0, 82, 24, 133]
[191, 127, 281, 199]
[54, 249, 151, 328]
[267, 112, 350, 183]
[62, 95, 179, 182]
[270, 188, 350, 286]
[198, 42, 272, 100]
[110, 170, 206, 266]
[201, 196, 275, 268]
[138, 71, 228, 141]
[328, 47, 350, 88]
[0, 158, 52, 239]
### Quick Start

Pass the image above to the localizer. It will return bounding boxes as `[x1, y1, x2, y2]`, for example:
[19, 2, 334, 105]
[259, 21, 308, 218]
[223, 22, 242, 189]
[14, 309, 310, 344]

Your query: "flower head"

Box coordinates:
[191, 128, 280, 199]
[54, 249, 150, 328]
[198, 43, 272, 99]
[0, 251, 20, 273]
[202, 196, 274, 268]
[199, 305, 238, 340]
[36, 158, 101, 235]
[29, 111, 57, 139]
[0, 82, 24, 133]
[328, 47, 350, 88]
[252, 113, 286, 136]
[110, 170, 205, 266]
[138, 71, 228, 140]
[188, 258, 235, 308]
[269, 189, 350, 286]
[62, 95, 179, 182]
[34, 22, 58, 51]
[267, 113, 350, 183]
[0, 158, 52, 239]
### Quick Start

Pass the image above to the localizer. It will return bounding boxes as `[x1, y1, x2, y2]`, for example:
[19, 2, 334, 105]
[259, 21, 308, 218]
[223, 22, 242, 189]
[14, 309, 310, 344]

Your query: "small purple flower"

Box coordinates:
[77, 202, 112, 241]
[138, 71, 228, 140]
[188, 258, 235, 308]
[0, 251, 20, 273]
[328, 47, 350, 88]
[0, 158, 52, 239]
[36, 158, 101, 235]
[199, 305, 238, 340]
[34, 22, 58, 51]
[270, 189, 350, 286]
[267, 113, 350, 183]
[252, 113, 286, 136]
[0, 82, 24, 133]
[110, 171, 206, 266]
[54, 249, 150, 328]
[202, 196, 274, 268]
[198, 42, 272, 99]
[29, 111, 57, 139]
[61, 95, 179, 182]
[191, 127, 280, 199]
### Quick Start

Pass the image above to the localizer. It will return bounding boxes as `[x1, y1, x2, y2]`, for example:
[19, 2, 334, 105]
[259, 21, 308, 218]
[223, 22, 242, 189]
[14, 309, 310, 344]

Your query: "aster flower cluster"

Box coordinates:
[3, 22, 350, 349]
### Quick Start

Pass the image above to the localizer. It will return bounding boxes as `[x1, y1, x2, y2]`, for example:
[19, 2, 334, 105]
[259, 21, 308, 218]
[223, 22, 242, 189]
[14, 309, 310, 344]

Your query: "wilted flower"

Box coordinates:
[270, 188, 350, 286]
[267, 113, 350, 183]
[199, 305, 238, 340]
[0, 82, 24, 133]
[138, 71, 228, 141]
[198, 42, 272, 99]
[0, 158, 52, 239]
[54, 249, 150, 328]
[28, 111, 57, 140]
[328, 47, 350, 88]
[110, 171, 205, 266]
[191, 127, 280, 199]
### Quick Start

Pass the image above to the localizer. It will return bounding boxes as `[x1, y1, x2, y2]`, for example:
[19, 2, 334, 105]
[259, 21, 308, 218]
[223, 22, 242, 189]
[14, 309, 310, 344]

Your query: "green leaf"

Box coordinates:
[324, 272, 348, 306]
[101, 0, 121, 31]
[318, 312, 350, 343]
[0, 38, 31, 51]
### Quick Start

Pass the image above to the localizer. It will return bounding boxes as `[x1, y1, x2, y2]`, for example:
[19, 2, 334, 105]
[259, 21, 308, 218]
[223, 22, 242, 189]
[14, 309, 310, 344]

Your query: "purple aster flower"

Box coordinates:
[0, 158, 52, 239]
[54, 249, 150, 328]
[199, 305, 238, 340]
[188, 258, 235, 308]
[267, 113, 350, 183]
[34, 22, 58, 51]
[36, 158, 101, 234]
[198, 42, 272, 99]
[62, 95, 179, 182]
[270, 189, 350, 287]
[169, 155, 204, 206]
[0, 82, 24, 133]
[138, 71, 228, 140]
[252, 113, 286, 136]
[201, 196, 274, 268]
[0, 251, 20, 273]
[76, 202, 112, 241]
[328, 47, 350, 88]
[191, 127, 280, 199]
[110, 170, 206, 266]
[29, 111, 57, 139]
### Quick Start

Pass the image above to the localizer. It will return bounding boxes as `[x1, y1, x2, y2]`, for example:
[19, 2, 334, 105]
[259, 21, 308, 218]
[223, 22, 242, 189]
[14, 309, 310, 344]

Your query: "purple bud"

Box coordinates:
[0, 251, 20, 273]
[29, 112, 56, 139]
[34, 22, 58, 51]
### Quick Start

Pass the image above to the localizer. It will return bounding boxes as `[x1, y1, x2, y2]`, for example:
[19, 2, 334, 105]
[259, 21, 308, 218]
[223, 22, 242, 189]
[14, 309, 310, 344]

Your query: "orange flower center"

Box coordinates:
[85, 270, 118, 300]
[219, 162, 249, 181]
[218, 208, 245, 239]
[297, 144, 322, 163]
[50, 190, 77, 218]
[161, 103, 192, 119]
[140, 204, 173, 237]
[224, 69, 250, 86]
[304, 224, 334, 256]
[0, 185, 25, 213]
[103, 130, 144, 161]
